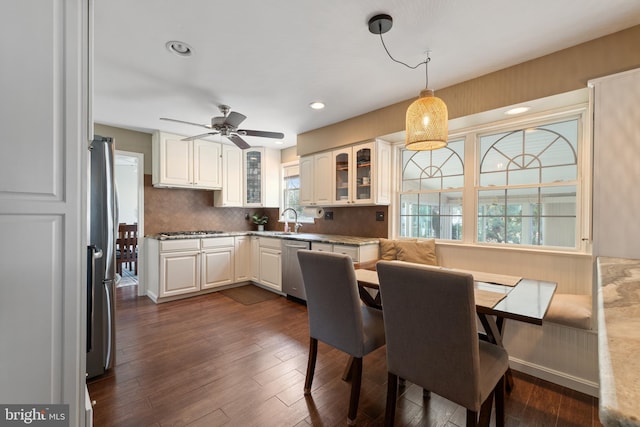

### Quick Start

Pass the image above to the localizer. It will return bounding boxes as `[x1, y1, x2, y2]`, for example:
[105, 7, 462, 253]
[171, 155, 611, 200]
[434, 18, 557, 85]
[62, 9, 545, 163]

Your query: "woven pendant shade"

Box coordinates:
[405, 89, 448, 150]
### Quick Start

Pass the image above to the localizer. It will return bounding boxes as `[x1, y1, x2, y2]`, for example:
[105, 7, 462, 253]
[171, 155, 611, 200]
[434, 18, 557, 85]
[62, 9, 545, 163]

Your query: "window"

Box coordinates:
[477, 119, 579, 247]
[399, 139, 464, 239]
[281, 163, 315, 223]
[395, 109, 587, 251]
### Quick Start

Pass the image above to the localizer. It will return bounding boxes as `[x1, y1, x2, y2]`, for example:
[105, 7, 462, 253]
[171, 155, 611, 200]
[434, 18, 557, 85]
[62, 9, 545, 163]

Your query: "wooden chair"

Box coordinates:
[377, 261, 509, 427]
[297, 250, 386, 426]
[116, 223, 138, 275]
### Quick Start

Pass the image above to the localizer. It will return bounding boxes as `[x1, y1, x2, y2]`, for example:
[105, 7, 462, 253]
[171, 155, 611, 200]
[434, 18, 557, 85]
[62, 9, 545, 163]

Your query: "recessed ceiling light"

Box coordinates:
[166, 40, 193, 57]
[273, 140, 284, 145]
[505, 106, 531, 115]
[309, 101, 325, 110]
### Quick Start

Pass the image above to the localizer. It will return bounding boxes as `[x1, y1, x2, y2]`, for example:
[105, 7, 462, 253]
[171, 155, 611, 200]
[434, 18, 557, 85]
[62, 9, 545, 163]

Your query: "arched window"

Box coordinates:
[477, 118, 579, 247]
[399, 140, 464, 239]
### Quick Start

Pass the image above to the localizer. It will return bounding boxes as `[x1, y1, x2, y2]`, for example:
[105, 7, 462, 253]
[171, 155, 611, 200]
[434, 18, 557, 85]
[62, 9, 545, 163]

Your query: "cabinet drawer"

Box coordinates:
[333, 245, 359, 261]
[201, 236, 235, 249]
[259, 237, 282, 249]
[159, 239, 201, 252]
[311, 242, 333, 252]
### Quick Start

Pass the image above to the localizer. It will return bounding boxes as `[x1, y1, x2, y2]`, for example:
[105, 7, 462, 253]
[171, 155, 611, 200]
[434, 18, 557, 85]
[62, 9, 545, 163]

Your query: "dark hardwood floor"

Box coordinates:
[87, 285, 603, 426]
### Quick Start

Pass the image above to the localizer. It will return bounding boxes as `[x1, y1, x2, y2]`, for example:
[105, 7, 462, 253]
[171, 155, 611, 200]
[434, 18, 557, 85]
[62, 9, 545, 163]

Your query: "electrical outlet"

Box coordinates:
[324, 211, 333, 220]
[376, 211, 385, 221]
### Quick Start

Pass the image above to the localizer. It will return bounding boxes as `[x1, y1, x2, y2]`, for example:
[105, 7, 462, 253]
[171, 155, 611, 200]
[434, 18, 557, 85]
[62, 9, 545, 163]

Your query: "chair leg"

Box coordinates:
[478, 391, 494, 427]
[304, 338, 318, 395]
[466, 409, 477, 427]
[347, 357, 362, 426]
[495, 376, 505, 427]
[384, 372, 398, 427]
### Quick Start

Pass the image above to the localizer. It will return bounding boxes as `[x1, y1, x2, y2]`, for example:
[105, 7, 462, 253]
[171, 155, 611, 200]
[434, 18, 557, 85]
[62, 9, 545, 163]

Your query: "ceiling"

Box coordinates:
[94, 0, 640, 149]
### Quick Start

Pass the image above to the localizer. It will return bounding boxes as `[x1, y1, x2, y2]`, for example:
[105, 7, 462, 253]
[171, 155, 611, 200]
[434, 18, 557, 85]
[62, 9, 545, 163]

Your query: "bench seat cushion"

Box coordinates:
[545, 293, 592, 329]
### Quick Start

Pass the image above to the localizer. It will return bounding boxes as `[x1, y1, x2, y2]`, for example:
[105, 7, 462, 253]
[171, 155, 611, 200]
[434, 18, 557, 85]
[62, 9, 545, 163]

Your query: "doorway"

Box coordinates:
[115, 150, 145, 296]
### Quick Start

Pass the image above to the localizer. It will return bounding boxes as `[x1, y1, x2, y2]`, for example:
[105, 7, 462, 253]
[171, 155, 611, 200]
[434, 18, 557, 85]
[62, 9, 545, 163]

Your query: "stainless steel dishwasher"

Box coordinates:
[282, 240, 311, 301]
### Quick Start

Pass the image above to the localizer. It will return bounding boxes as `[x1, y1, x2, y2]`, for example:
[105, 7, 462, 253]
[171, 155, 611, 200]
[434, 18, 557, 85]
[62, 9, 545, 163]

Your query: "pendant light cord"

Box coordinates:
[377, 32, 431, 89]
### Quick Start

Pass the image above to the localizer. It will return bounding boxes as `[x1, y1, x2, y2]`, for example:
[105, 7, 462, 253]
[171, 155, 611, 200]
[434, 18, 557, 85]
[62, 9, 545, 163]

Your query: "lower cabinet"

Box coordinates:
[146, 235, 369, 303]
[310, 242, 379, 263]
[258, 238, 282, 291]
[146, 236, 237, 302]
[234, 235, 251, 282]
[201, 237, 235, 289]
[160, 250, 201, 297]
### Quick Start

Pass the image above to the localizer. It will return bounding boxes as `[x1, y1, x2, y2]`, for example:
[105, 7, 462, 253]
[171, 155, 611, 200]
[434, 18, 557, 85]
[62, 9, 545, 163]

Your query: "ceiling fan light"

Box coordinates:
[405, 89, 448, 151]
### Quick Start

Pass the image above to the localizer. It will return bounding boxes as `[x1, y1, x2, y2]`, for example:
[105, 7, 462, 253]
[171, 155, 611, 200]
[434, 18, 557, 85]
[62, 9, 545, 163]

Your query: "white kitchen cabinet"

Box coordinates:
[152, 131, 222, 189]
[244, 147, 280, 207]
[299, 151, 332, 206]
[332, 141, 390, 205]
[310, 242, 379, 263]
[234, 236, 251, 282]
[250, 236, 261, 282]
[201, 237, 235, 289]
[214, 144, 243, 207]
[160, 251, 201, 297]
[258, 237, 282, 291]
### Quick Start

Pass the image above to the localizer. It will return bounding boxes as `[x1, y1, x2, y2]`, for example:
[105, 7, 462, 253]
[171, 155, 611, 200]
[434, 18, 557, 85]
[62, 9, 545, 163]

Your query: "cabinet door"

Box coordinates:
[314, 152, 333, 205]
[244, 149, 263, 206]
[333, 148, 351, 205]
[160, 251, 200, 297]
[234, 236, 251, 282]
[214, 145, 243, 207]
[259, 247, 282, 291]
[202, 247, 234, 289]
[193, 139, 222, 189]
[352, 142, 374, 204]
[161, 137, 193, 186]
[250, 237, 260, 282]
[299, 155, 314, 206]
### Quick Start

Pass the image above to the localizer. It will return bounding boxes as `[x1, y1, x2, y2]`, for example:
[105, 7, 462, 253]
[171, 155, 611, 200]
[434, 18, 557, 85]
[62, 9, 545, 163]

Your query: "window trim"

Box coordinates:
[392, 102, 592, 254]
[280, 160, 316, 224]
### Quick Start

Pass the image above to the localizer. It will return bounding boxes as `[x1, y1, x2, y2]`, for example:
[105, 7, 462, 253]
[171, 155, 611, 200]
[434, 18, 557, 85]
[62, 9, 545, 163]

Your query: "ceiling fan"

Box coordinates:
[160, 105, 284, 149]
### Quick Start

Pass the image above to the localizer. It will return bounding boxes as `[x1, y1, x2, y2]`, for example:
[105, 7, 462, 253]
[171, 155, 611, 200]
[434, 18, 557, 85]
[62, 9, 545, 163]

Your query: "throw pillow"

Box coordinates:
[378, 238, 398, 260]
[395, 239, 438, 266]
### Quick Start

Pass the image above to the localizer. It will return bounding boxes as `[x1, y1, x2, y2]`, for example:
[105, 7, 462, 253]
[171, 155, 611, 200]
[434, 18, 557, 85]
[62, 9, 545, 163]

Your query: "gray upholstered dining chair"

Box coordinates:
[377, 261, 509, 427]
[297, 249, 386, 426]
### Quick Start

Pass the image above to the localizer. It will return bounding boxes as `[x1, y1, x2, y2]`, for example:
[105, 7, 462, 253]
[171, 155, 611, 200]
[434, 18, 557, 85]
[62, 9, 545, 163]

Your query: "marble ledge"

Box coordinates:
[597, 256, 640, 427]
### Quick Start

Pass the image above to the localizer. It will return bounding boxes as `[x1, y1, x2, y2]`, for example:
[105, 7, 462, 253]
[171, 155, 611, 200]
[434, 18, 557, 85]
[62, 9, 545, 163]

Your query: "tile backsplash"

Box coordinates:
[144, 175, 388, 238]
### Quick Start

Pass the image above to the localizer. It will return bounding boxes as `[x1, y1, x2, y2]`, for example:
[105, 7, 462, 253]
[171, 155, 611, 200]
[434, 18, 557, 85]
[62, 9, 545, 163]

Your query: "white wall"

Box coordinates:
[115, 163, 139, 224]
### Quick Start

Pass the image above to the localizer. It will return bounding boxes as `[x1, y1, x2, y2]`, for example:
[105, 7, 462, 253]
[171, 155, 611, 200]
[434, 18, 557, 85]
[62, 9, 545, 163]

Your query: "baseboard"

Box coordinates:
[509, 356, 599, 397]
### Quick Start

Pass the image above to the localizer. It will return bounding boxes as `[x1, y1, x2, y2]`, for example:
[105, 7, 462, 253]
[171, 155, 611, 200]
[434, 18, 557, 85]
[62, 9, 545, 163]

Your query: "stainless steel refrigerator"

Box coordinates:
[86, 135, 117, 379]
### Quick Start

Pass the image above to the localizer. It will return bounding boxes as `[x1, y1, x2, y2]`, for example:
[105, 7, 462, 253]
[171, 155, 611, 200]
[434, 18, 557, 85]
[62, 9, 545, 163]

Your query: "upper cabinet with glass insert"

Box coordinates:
[243, 147, 280, 207]
[332, 140, 391, 206]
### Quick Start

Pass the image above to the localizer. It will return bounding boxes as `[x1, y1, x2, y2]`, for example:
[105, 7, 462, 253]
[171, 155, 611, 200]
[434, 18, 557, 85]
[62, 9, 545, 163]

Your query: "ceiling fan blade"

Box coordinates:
[224, 111, 247, 128]
[227, 134, 251, 150]
[238, 129, 284, 139]
[181, 131, 220, 141]
[160, 117, 211, 129]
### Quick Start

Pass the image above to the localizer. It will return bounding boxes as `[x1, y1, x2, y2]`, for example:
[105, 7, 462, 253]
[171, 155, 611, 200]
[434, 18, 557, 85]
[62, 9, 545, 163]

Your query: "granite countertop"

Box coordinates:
[147, 231, 379, 246]
[597, 257, 640, 427]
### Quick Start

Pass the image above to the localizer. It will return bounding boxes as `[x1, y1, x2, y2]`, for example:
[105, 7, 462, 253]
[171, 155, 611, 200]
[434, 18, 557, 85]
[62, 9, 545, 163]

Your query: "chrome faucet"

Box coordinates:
[281, 208, 302, 233]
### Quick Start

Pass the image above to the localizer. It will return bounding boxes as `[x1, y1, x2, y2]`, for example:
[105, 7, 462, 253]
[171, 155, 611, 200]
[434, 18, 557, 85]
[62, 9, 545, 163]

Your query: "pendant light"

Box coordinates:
[368, 14, 448, 150]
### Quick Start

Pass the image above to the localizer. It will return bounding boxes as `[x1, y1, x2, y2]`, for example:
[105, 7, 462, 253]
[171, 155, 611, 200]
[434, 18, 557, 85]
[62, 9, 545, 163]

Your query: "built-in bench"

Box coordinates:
[370, 238, 594, 330]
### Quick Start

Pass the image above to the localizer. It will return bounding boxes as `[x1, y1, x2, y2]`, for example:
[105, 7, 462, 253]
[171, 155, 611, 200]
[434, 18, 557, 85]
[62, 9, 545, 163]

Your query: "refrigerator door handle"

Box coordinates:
[103, 279, 113, 370]
[87, 246, 95, 353]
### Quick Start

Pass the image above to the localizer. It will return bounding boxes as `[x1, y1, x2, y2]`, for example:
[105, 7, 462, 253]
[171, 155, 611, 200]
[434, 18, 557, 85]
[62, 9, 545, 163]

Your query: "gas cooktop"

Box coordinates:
[157, 230, 226, 240]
